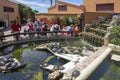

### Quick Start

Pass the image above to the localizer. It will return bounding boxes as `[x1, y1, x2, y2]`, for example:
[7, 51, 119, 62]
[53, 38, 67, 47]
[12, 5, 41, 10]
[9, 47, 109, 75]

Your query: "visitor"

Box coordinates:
[41, 22, 48, 37]
[54, 24, 61, 35]
[54, 24, 61, 31]
[10, 20, 21, 33]
[74, 24, 80, 37]
[50, 23, 55, 32]
[34, 18, 42, 32]
[61, 26, 67, 36]
[50, 23, 56, 36]
[26, 18, 35, 38]
[26, 18, 35, 32]
[34, 18, 42, 37]
[10, 20, 21, 40]
[66, 24, 73, 36]
[0, 27, 5, 42]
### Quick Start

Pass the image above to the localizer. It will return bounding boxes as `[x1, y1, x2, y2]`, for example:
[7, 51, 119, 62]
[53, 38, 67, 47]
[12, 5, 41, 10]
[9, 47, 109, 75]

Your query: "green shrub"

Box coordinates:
[110, 26, 120, 45]
[111, 26, 120, 37]
[111, 38, 120, 45]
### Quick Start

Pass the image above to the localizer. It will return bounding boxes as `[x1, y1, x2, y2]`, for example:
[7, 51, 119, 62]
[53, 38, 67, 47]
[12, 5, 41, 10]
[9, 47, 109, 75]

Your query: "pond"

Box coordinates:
[0, 44, 67, 80]
[0, 39, 87, 80]
[87, 51, 120, 80]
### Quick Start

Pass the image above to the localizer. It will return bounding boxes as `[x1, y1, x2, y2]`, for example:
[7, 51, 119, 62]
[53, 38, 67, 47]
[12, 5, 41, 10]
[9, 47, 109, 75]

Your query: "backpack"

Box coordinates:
[54, 26, 59, 30]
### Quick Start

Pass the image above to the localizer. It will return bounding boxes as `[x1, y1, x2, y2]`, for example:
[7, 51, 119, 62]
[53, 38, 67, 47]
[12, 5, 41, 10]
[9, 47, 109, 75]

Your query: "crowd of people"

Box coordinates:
[24, 18, 80, 37]
[0, 18, 81, 42]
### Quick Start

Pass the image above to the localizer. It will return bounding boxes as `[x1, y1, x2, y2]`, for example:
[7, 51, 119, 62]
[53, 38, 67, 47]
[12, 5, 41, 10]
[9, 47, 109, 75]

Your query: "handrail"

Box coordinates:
[0, 31, 77, 48]
[1, 31, 74, 38]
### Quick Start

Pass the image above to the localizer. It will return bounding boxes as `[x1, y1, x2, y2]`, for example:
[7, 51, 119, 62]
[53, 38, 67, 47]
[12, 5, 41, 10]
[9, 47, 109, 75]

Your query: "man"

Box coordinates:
[10, 20, 21, 40]
[34, 18, 42, 32]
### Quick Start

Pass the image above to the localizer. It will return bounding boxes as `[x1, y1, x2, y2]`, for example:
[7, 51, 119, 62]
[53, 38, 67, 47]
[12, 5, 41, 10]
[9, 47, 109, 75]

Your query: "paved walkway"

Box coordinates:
[3, 26, 26, 41]
[4, 26, 26, 35]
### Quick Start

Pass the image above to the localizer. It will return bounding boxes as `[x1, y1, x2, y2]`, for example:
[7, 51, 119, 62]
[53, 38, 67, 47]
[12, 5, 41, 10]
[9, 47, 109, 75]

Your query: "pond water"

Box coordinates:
[0, 44, 66, 80]
[87, 51, 120, 80]
[0, 39, 87, 80]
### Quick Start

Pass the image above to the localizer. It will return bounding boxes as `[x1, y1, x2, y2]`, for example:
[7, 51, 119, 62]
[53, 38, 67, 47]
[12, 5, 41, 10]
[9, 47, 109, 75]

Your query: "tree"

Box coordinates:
[19, 4, 38, 24]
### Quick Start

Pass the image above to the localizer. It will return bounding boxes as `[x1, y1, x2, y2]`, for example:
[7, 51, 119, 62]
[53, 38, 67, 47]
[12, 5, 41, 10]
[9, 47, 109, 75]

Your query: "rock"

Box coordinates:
[0, 56, 8, 63]
[52, 48, 58, 52]
[0, 61, 5, 66]
[8, 58, 14, 62]
[73, 50, 79, 54]
[48, 71, 60, 80]
[42, 62, 48, 67]
[59, 65, 64, 70]
[57, 48, 62, 53]
[54, 65, 59, 70]
[1, 66, 7, 70]
[72, 70, 80, 78]
[5, 54, 13, 59]
[5, 62, 11, 68]
[11, 62, 18, 69]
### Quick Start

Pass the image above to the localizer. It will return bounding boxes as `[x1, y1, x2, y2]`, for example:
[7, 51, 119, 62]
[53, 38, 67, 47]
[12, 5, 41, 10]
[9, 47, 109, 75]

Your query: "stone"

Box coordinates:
[73, 50, 79, 54]
[10, 62, 18, 69]
[72, 70, 80, 78]
[42, 62, 48, 67]
[59, 65, 64, 70]
[0, 61, 5, 66]
[52, 48, 58, 52]
[54, 65, 59, 70]
[5, 62, 11, 68]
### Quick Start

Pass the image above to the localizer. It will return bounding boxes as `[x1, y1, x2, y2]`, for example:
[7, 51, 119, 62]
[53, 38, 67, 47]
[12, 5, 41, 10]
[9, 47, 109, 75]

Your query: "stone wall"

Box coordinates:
[108, 44, 120, 52]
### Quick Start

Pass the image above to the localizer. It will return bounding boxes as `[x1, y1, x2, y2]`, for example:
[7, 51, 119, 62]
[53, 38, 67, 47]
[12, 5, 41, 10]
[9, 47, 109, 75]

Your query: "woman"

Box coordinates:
[26, 19, 35, 37]
[26, 19, 35, 32]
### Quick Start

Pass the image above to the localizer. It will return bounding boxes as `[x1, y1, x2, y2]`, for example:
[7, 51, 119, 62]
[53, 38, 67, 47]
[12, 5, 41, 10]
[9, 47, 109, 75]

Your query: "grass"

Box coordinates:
[13, 48, 24, 60]
[32, 71, 43, 80]
[13, 45, 35, 60]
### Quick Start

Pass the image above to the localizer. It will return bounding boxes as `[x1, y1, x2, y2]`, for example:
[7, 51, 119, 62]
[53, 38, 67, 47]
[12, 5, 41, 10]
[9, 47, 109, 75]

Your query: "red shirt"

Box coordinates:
[28, 22, 34, 31]
[11, 24, 20, 32]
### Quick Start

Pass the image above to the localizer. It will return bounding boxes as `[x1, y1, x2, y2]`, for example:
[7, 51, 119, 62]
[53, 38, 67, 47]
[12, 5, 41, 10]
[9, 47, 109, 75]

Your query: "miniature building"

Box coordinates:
[0, 0, 20, 28]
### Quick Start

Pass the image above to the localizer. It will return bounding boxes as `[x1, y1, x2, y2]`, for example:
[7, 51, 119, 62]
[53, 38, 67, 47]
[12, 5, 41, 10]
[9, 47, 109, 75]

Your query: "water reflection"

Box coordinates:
[0, 45, 65, 80]
[87, 51, 120, 80]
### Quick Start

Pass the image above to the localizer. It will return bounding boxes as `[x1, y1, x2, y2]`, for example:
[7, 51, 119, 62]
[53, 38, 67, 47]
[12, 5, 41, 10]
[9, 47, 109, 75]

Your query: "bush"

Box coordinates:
[110, 26, 120, 45]
[111, 38, 120, 45]
[111, 26, 120, 37]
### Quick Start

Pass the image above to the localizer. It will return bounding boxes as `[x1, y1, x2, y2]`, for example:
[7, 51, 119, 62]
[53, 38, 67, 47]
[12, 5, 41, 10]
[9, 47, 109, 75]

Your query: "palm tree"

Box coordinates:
[42, 0, 54, 6]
